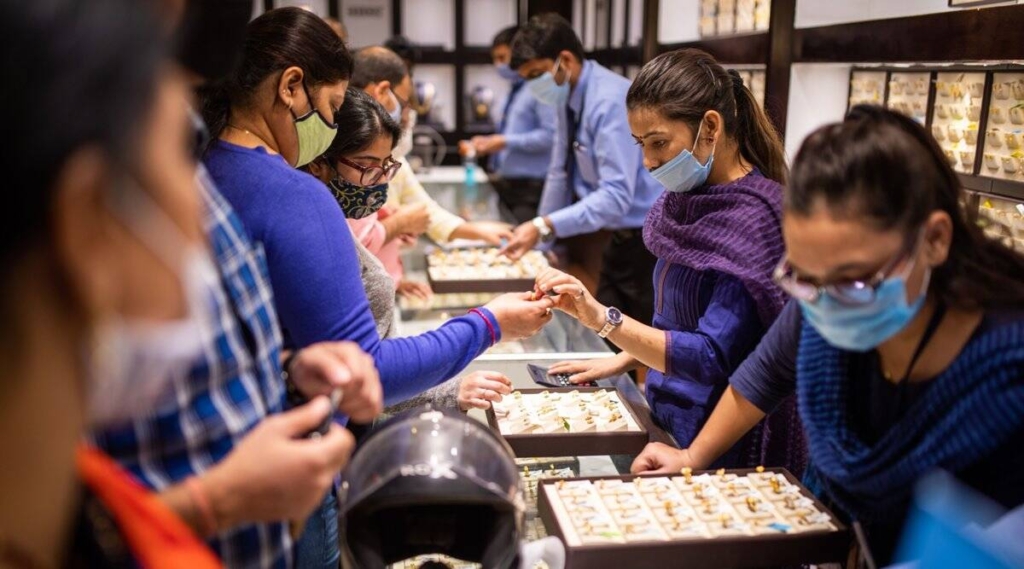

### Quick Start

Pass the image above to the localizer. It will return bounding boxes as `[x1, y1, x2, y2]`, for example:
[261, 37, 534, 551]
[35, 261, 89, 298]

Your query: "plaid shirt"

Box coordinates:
[90, 168, 290, 568]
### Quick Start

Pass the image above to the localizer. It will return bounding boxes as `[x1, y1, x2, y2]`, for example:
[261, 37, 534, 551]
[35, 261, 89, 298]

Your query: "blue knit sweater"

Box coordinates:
[204, 140, 500, 406]
[798, 311, 1024, 523]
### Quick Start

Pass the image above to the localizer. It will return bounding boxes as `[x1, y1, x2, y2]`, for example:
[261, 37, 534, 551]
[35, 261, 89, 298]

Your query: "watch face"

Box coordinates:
[607, 307, 623, 325]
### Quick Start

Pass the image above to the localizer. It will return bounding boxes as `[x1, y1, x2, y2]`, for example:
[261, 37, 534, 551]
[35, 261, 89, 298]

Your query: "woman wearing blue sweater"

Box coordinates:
[200, 8, 553, 410]
[632, 106, 1024, 564]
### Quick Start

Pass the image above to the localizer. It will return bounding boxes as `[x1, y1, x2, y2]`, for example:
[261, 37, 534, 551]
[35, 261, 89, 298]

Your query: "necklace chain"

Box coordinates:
[226, 123, 274, 149]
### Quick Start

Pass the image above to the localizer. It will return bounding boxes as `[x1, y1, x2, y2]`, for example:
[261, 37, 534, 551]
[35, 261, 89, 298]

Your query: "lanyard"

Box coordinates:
[894, 300, 946, 405]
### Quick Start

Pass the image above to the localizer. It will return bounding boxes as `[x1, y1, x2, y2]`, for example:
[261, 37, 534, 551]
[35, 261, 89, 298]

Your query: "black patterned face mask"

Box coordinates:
[327, 176, 389, 219]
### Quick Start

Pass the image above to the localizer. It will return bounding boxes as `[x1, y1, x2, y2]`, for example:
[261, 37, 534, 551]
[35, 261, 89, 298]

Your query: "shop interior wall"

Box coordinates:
[795, 0, 1021, 28]
[783, 63, 853, 161]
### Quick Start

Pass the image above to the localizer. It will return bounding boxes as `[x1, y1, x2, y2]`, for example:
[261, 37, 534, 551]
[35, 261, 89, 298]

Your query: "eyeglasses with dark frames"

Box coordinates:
[334, 156, 402, 187]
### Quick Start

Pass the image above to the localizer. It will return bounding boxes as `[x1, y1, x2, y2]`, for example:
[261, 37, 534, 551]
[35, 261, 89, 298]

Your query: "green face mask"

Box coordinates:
[291, 83, 338, 167]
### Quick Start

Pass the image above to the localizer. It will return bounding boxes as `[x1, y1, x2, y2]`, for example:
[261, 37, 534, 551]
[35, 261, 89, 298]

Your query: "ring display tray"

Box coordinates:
[537, 469, 850, 569]
[486, 388, 649, 457]
[425, 246, 547, 293]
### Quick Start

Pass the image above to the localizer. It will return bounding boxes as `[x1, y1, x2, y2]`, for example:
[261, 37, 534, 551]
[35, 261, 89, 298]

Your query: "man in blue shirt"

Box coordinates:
[462, 26, 556, 225]
[501, 13, 661, 329]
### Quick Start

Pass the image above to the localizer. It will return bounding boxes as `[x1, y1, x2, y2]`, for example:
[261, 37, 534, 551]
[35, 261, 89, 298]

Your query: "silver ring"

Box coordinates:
[545, 307, 552, 316]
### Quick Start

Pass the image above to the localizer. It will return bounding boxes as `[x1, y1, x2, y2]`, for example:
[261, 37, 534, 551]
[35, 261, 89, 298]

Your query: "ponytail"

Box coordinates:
[627, 49, 788, 185]
[730, 74, 787, 184]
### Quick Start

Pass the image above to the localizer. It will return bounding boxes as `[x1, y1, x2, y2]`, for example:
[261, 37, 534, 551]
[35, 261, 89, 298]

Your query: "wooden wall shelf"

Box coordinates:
[417, 47, 492, 66]
[793, 5, 1024, 63]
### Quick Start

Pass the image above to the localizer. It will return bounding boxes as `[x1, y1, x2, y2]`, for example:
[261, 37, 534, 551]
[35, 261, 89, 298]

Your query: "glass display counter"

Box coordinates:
[385, 167, 677, 568]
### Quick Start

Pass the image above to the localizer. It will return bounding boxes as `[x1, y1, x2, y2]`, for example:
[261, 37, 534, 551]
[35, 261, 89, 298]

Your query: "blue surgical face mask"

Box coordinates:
[496, 63, 520, 82]
[649, 119, 715, 193]
[799, 264, 931, 352]
[327, 174, 389, 219]
[528, 57, 571, 107]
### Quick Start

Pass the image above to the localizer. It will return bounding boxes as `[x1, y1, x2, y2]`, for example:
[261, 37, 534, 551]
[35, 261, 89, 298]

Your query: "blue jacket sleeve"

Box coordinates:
[728, 300, 800, 414]
[504, 97, 557, 155]
[547, 99, 641, 238]
[261, 181, 499, 405]
[663, 275, 765, 404]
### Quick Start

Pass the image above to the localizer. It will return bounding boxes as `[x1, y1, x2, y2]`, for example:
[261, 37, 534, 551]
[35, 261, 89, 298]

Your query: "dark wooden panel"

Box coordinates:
[764, 0, 796, 137]
[528, 0, 572, 19]
[454, 0, 466, 134]
[587, 47, 642, 68]
[794, 5, 1024, 63]
[605, 0, 614, 50]
[658, 32, 770, 64]
[641, 0, 659, 63]
[416, 47, 492, 65]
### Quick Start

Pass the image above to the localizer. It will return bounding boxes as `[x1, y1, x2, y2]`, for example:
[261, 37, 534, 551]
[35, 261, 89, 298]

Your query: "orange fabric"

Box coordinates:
[76, 445, 222, 569]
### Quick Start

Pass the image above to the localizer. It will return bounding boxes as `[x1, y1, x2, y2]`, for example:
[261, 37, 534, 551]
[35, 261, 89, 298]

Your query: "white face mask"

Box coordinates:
[88, 183, 217, 429]
[393, 109, 417, 159]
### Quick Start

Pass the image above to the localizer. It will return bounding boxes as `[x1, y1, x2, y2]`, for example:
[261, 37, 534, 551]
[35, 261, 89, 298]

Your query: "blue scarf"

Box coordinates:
[797, 314, 1024, 522]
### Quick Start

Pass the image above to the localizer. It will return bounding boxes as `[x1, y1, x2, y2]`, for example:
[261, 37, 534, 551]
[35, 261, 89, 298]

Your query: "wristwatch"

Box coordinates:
[532, 216, 555, 244]
[597, 306, 623, 338]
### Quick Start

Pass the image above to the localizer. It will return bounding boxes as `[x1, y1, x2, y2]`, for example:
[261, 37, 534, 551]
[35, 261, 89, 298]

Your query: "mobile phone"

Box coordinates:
[527, 364, 594, 388]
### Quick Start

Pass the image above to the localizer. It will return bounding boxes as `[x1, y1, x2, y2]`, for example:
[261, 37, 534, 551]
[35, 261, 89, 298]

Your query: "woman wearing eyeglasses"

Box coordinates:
[632, 106, 1024, 564]
[305, 88, 515, 413]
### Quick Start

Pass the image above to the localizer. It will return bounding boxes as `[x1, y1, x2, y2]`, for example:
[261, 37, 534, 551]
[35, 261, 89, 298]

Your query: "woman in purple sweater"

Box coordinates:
[540, 49, 803, 471]
[200, 8, 552, 410]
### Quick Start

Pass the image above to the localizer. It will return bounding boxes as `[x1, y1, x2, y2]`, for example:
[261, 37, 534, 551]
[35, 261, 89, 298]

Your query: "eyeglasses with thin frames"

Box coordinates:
[773, 229, 924, 306]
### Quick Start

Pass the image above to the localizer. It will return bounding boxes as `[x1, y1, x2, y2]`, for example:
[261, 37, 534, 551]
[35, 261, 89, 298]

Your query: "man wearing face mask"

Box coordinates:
[502, 13, 661, 331]
[347, 46, 514, 297]
[458, 26, 555, 226]
[89, 3, 384, 569]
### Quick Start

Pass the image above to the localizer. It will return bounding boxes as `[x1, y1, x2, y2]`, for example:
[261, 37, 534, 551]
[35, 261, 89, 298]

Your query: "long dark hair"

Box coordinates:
[199, 7, 353, 139]
[626, 49, 787, 185]
[789, 105, 1024, 310]
[320, 88, 401, 164]
[2, 0, 165, 273]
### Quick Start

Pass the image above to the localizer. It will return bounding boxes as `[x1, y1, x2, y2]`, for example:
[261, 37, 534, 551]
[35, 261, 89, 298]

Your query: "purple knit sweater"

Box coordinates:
[642, 170, 786, 328]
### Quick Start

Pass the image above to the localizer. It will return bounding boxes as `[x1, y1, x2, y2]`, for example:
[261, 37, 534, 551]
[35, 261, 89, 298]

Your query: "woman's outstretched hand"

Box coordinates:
[533, 267, 605, 330]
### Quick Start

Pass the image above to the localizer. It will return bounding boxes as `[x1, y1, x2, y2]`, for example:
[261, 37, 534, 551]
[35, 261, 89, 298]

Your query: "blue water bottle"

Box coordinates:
[463, 145, 478, 204]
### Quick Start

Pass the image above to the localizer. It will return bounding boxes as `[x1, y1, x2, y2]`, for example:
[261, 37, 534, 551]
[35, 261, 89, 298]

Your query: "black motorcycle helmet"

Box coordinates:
[339, 405, 525, 569]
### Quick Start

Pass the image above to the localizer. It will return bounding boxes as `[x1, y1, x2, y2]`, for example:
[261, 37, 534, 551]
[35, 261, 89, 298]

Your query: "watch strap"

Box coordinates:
[597, 307, 622, 338]
[532, 216, 554, 243]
